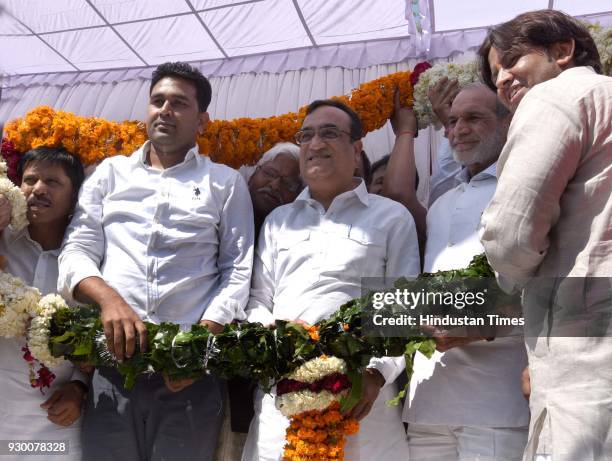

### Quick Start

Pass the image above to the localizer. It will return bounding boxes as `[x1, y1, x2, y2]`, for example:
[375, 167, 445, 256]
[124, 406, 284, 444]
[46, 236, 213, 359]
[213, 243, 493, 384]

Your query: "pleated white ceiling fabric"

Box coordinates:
[1, 0, 610, 78]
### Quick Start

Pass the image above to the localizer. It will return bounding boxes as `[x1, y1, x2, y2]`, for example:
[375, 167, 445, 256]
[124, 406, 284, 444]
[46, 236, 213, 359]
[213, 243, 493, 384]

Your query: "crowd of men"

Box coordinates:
[0, 9, 610, 461]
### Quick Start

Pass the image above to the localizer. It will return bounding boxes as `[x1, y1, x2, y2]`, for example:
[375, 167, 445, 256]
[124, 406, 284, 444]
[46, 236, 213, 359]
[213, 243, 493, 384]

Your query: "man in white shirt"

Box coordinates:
[478, 10, 611, 461]
[58, 62, 254, 461]
[241, 99, 420, 460]
[0, 147, 87, 460]
[404, 84, 530, 460]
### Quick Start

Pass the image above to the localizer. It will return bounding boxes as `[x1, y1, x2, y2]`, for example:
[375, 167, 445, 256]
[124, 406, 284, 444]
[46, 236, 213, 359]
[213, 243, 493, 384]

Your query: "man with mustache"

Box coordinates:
[246, 142, 302, 236]
[0, 147, 87, 460]
[241, 99, 420, 460]
[477, 10, 611, 461]
[58, 62, 254, 461]
[402, 84, 529, 461]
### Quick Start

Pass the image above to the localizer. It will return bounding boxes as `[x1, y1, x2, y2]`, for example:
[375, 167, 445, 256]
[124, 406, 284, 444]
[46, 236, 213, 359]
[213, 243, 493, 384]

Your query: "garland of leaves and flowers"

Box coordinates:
[0, 159, 28, 232]
[26, 254, 512, 391]
[10, 253, 515, 457]
[3, 63, 433, 169]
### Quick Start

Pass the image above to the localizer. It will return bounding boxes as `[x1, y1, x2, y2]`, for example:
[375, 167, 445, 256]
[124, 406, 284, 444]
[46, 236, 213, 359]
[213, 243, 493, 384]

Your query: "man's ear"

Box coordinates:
[353, 140, 363, 164]
[198, 112, 210, 135]
[551, 39, 575, 69]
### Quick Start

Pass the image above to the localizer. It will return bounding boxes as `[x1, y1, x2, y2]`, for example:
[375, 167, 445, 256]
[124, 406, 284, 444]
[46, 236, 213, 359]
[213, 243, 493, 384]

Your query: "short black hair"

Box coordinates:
[305, 99, 363, 141]
[370, 154, 390, 179]
[370, 154, 419, 190]
[17, 147, 85, 195]
[151, 62, 212, 112]
[478, 10, 601, 90]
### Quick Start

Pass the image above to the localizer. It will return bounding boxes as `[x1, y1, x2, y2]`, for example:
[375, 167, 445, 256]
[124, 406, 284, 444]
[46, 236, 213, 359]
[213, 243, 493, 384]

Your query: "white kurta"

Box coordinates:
[481, 67, 612, 460]
[0, 227, 84, 460]
[405, 165, 529, 429]
[241, 180, 421, 461]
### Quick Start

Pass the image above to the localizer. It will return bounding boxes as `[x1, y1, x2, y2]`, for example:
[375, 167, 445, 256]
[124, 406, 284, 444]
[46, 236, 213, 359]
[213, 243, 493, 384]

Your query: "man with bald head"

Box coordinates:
[403, 84, 529, 461]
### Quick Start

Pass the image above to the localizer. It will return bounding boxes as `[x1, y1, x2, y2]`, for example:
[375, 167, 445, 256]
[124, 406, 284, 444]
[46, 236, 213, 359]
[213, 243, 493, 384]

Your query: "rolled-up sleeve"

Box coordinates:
[58, 161, 109, 301]
[201, 174, 254, 325]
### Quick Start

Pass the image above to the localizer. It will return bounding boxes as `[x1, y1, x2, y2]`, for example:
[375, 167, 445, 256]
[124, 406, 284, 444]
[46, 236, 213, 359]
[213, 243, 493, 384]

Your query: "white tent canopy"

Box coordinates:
[0, 0, 610, 198]
[1, 0, 610, 78]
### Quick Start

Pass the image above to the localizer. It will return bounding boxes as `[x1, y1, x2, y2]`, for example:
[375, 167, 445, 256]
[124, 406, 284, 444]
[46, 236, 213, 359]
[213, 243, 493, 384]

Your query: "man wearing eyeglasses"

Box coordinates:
[240, 99, 420, 460]
[246, 142, 302, 235]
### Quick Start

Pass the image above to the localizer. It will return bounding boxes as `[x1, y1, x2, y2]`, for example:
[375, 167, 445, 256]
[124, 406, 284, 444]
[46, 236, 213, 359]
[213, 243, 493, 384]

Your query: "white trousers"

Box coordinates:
[407, 423, 528, 461]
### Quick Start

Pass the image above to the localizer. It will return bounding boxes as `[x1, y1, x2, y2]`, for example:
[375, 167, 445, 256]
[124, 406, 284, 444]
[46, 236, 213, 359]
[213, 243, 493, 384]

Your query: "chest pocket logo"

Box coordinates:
[192, 186, 201, 200]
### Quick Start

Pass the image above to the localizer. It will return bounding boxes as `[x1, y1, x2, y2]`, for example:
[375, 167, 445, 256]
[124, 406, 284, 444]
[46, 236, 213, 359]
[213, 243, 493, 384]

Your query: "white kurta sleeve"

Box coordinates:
[480, 90, 584, 287]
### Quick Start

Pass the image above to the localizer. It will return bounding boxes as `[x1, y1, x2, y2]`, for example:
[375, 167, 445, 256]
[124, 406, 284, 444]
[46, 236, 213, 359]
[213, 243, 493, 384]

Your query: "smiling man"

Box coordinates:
[403, 84, 530, 461]
[241, 99, 420, 460]
[476, 10, 612, 461]
[58, 62, 254, 461]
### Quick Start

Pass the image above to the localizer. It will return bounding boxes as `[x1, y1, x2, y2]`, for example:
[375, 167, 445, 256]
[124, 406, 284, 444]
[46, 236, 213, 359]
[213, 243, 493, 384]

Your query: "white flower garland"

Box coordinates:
[27, 294, 67, 367]
[0, 160, 28, 232]
[583, 21, 611, 77]
[413, 61, 480, 129]
[0, 271, 40, 337]
[276, 355, 349, 417]
[285, 355, 347, 383]
[276, 388, 349, 417]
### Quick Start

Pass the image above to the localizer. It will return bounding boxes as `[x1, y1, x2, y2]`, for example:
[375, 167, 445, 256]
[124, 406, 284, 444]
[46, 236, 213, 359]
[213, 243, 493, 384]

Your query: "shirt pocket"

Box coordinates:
[319, 226, 387, 279]
[275, 229, 313, 281]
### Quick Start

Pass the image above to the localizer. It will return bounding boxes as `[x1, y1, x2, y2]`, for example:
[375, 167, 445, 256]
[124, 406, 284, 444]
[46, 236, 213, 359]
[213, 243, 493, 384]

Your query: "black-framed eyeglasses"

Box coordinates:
[294, 126, 353, 145]
[257, 165, 302, 193]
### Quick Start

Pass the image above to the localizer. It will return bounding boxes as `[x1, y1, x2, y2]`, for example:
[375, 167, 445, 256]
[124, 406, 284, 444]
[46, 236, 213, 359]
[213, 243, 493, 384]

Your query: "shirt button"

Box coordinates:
[148, 275, 154, 282]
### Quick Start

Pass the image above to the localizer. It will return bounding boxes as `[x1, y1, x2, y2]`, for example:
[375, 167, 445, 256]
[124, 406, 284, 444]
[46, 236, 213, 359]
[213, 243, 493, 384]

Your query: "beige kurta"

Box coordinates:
[481, 67, 612, 461]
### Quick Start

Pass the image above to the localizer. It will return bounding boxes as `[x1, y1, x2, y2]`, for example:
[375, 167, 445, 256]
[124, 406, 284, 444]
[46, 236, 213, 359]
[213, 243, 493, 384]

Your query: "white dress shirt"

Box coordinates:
[241, 180, 420, 461]
[405, 164, 529, 428]
[428, 137, 461, 206]
[58, 142, 254, 326]
[0, 227, 84, 460]
[481, 67, 612, 460]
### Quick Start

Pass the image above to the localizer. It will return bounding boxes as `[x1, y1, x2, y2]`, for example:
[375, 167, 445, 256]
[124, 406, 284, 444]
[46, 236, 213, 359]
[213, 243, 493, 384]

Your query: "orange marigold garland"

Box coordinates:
[276, 355, 358, 461]
[5, 69, 418, 169]
[283, 402, 359, 461]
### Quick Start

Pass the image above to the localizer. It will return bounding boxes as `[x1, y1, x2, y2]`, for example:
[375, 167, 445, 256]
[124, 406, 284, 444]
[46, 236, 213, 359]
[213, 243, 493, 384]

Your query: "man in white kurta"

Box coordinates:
[0, 147, 87, 461]
[480, 10, 612, 461]
[241, 99, 420, 461]
[404, 84, 529, 460]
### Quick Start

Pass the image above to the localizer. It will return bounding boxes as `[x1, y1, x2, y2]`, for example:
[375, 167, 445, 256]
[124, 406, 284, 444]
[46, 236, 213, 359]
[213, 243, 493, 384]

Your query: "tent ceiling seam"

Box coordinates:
[184, 0, 229, 59]
[292, 0, 317, 47]
[3, 10, 80, 72]
[84, 0, 149, 66]
[428, 0, 436, 33]
[2, 2, 266, 37]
